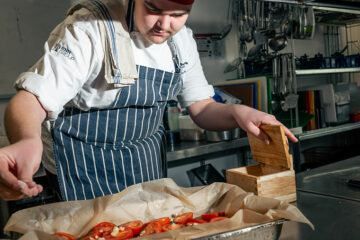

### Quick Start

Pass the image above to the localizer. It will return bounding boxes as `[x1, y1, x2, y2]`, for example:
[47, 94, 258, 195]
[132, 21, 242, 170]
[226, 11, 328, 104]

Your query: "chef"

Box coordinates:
[0, 0, 297, 202]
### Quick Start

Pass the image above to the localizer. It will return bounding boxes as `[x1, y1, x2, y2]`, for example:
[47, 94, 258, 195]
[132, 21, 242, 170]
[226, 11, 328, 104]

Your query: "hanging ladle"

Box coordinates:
[269, 35, 288, 52]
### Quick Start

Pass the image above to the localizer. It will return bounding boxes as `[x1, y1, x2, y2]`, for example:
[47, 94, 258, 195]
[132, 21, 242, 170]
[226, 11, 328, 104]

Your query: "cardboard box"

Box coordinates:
[226, 125, 296, 202]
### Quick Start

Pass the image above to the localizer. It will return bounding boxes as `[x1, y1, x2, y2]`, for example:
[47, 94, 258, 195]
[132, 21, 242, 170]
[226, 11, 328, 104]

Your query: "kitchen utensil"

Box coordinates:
[269, 35, 288, 52]
[271, 56, 280, 112]
[205, 128, 241, 142]
[247, 29, 267, 62]
[247, 44, 263, 61]
[224, 57, 242, 73]
[281, 55, 287, 95]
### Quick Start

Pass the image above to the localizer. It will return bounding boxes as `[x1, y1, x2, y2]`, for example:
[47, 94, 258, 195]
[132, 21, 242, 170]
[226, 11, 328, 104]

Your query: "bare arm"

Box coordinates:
[5, 90, 47, 142]
[0, 90, 46, 200]
[187, 98, 298, 143]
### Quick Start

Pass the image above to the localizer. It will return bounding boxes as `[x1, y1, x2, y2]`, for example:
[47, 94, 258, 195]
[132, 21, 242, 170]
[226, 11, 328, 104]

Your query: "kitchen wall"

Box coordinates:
[0, 0, 71, 96]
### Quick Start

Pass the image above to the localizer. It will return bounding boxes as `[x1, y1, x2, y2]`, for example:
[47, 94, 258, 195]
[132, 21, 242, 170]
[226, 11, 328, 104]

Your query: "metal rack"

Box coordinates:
[296, 67, 360, 75]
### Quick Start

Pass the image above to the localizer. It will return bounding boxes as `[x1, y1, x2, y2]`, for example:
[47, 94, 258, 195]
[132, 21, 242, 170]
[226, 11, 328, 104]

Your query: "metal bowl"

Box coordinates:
[205, 128, 241, 142]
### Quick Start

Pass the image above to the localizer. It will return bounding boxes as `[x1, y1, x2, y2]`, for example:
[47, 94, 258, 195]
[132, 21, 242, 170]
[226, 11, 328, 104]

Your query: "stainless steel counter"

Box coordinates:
[296, 155, 360, 201]
[166, 137, 249, 162]
[280, 155, 360, 240]
[280, 191, 360, 240]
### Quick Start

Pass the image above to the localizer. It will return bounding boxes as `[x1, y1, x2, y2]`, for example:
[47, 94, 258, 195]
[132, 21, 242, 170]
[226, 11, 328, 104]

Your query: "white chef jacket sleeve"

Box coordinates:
[175, 26, 215, 108]
[14, 9, 102, 120]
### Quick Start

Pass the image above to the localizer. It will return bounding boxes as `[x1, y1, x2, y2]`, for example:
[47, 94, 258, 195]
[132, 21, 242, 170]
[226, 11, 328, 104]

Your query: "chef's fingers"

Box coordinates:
[18, 180, 43, 197]
[0, 181, 30, 200]
[0, 165, 41, 199]
[261, 117, 298, 143]
[282, 125, 298, 143]
[0, 160, 21, 190]
[25, 181, 43, 197]
[246, 124, 271, 144]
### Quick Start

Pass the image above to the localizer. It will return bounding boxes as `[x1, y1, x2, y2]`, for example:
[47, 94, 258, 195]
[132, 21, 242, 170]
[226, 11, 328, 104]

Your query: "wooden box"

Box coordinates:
[226, 125, 296, 202]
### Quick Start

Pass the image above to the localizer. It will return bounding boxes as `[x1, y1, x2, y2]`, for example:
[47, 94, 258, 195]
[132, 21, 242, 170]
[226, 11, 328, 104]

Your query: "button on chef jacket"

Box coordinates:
[14, 6, 214, 201]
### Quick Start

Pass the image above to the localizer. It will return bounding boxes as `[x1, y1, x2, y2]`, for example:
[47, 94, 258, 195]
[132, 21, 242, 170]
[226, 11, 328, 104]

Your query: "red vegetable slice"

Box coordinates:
[139, 221, 162, 236]
[102, 226, 133, 240]
[201, 212, 225, 221]
[151, 217, 171, 226]
[120, 220, 143, 236]
[53, 232, 77, 240]
[162, 223, 185, 232]
[185, 218, 208, 226]
[174, 212, 193, 224]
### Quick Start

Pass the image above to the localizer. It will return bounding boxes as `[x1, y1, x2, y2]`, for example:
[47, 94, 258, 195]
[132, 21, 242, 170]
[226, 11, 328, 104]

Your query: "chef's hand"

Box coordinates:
[233, 104, 298, 144]
[0, 138, 43, 201]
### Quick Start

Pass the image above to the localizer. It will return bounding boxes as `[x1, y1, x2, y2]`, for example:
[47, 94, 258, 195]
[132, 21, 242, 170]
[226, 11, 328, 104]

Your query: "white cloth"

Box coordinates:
[67, 0, 138, 88]
[15, 8, 214, 174]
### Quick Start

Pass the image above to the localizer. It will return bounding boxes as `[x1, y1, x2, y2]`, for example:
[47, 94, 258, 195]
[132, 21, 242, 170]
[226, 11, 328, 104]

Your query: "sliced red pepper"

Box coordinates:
[120, 220, 143, 236]
[162, 223, 184, 232]
[185, 218, 208, 226]
[139, 221, 162, 237]
[209, 216, 229, 222]
[53, 232, 77, 240]
[102, 226, 133, 240]
[78, 230, 101, 240]
[174, 212, 193, 224]
[93, 221, 116, 233]
[201, 212, 225, 221]
[151, 217, 171, 226]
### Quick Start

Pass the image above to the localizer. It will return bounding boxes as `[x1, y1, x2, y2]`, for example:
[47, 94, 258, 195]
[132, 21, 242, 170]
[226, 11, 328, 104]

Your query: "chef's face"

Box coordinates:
[134, 0, 192, 44]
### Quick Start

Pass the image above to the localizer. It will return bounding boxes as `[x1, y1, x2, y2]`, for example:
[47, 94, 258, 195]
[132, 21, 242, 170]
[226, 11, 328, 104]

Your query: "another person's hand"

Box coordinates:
[233, 104, 298, 144]
[0, 138, 43, 200]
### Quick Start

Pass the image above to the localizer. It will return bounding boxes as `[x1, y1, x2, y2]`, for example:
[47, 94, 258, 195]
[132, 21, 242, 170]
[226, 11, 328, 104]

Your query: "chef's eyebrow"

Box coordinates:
[143, 0, 191, 15]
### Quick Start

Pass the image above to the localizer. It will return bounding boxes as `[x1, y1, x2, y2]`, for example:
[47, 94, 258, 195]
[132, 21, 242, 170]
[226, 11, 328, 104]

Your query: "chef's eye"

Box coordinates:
[171, 13, 187, 17]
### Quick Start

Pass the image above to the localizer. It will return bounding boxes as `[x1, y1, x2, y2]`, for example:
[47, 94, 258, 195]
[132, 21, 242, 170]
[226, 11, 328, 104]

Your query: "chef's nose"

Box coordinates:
[157, 14, 171, 30]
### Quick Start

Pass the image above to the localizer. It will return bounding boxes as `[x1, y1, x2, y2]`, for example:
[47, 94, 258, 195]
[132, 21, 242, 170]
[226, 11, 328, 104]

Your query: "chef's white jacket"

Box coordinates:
[14, 9, 214, 174]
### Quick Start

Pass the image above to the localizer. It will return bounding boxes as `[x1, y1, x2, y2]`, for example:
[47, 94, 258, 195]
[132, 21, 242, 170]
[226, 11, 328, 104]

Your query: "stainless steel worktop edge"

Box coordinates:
[166, 137, 249, 162]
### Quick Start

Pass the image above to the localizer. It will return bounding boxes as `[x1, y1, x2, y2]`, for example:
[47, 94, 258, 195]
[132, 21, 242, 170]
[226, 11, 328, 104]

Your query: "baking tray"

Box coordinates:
[3, 219, 287, 240]
[194, 219, 287, 240]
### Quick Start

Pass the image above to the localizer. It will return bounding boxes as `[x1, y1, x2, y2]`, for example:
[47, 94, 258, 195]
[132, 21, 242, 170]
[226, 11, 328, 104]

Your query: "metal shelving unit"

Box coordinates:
[298, 121, 360, 140]
[296, 67, 360, 75]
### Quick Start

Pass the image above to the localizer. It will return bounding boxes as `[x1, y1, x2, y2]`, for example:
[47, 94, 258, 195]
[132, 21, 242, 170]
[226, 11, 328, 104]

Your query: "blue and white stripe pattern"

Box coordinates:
[52, 64, 182, 201]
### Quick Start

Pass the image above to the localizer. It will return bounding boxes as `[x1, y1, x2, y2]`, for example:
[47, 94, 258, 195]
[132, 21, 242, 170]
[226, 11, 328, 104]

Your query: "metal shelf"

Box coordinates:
[298, 122, 360, 141]
[166, 137, 249, 162]
[296, 67, 360, 75]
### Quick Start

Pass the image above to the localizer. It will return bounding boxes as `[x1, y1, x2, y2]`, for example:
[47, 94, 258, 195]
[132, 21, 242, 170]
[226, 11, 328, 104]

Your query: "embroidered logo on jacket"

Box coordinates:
[52, 43, 75, 60]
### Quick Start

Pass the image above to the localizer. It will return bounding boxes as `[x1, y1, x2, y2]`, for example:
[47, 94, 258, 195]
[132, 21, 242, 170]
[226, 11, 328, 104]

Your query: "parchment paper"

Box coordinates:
[4, 178, 313, 239]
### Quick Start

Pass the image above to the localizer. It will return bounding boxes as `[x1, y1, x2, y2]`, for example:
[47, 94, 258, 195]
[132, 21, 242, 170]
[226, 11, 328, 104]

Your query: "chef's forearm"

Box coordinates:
[187, 98, 239, 131]
[5, 90, 47, 143]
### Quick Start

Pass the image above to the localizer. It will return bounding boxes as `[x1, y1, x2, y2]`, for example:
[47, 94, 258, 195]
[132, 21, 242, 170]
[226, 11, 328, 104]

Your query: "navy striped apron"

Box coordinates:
[51, 1, 184, 201]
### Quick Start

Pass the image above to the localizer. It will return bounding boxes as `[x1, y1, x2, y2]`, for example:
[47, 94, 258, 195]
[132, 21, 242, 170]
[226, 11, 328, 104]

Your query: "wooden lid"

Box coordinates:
[248, 125, 292, 169]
